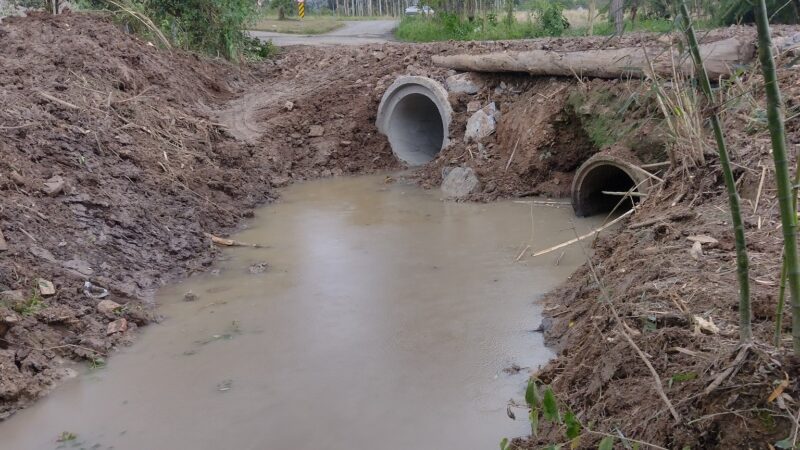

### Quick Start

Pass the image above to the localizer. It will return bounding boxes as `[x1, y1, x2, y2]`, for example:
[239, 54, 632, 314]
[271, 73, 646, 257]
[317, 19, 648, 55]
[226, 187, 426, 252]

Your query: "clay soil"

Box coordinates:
[2, 11, 800, 449]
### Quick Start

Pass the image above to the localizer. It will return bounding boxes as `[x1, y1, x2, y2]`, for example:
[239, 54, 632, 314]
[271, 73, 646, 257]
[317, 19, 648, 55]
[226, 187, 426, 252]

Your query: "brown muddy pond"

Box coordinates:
[1, 175, 605, 450]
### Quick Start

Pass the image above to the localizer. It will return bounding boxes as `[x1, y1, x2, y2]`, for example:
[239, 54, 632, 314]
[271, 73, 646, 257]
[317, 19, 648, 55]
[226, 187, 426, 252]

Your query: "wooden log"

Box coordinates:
[431, 37, 756, 80]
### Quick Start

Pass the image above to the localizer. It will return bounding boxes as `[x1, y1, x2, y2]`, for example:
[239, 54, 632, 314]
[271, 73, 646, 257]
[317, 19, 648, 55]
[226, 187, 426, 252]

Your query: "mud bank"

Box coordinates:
[3, 11, 800, 449]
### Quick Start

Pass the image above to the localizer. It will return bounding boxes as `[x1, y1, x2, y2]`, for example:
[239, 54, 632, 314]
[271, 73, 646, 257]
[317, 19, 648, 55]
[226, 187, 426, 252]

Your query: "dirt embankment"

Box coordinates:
[3, 11, 800, 449]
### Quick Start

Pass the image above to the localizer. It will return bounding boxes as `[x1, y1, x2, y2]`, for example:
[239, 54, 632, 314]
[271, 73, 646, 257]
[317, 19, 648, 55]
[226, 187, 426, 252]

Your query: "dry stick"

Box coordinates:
[37, 91, 80, 110]
[753, 164, 767, 214]
[681, 1, 752, 343]
[573, 227, 682, 423]
[531, 208, 634, 257]
[504, 136, 521, 172]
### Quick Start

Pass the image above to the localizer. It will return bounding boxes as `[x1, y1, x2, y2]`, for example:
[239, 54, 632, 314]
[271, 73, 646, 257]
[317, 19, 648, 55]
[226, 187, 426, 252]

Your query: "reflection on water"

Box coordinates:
[0, 175, 605, 450]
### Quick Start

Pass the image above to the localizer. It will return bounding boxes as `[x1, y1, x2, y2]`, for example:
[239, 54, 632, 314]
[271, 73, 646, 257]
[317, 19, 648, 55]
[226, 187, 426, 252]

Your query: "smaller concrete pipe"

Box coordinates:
[376, 76, 453, 166]
[571, 155, 651, 217]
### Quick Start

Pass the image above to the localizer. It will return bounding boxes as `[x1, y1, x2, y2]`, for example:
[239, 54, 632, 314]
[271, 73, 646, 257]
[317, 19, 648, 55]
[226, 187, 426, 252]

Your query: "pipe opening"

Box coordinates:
[386, 93, 445, 165]
[377, 76, 452, 166]
[574, 164, 640, 217]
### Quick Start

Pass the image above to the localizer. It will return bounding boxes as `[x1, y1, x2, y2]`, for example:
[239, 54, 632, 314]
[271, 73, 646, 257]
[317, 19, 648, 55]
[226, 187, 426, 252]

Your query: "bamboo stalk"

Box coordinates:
[754, 0, 800, 353]
[680, 1, 752, 343]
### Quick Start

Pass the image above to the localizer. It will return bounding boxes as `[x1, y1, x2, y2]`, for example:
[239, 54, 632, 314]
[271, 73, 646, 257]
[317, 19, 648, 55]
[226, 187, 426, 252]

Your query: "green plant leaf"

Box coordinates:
[565, 411, 581, 440]
[542, 386, 560, 423]
[525, 378, 541, 407]
[775, 438, 793, 449]
[530, 408, 539, 436]
[500, 437, 509, 450]
[597, 436, 614, 450]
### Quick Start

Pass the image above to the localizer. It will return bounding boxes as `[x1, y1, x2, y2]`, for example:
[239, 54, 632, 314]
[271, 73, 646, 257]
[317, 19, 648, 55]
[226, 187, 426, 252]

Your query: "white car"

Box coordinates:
[405, 5, 434, 15]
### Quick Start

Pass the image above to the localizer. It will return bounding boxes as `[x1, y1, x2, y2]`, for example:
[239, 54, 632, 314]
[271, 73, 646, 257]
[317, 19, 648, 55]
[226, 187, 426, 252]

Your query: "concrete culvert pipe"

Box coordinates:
[377, 76, 453, 166]
[571, 155, 651, 217]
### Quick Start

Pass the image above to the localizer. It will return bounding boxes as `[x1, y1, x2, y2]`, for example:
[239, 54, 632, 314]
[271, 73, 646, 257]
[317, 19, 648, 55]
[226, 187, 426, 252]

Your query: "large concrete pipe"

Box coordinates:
[571, 155, 651, 217]
[376, 76, 453, 166]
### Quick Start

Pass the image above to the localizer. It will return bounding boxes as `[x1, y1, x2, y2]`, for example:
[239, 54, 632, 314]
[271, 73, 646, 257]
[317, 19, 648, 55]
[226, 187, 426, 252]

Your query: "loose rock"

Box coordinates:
[464, 109, 496, 142]
[36, 279, 56, 296]
[441, 167, 480, 199]
[309, 125, 325, 137]
[445, 73, 481, 94]
[106, 318, 128, 335]
[183, 291, 198, 302]
[43, 175, 65, 197]
[97, 299, 122, 317]
[0, 308, 20, 339]
[283, 101, 294, 111]
[466, 100, 482, 113]
[249, 262, 269, 274]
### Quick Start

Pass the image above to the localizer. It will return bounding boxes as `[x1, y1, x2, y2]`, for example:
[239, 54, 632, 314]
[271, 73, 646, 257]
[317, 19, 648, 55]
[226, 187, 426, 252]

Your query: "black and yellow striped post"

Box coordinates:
[298, 0, 305, 19]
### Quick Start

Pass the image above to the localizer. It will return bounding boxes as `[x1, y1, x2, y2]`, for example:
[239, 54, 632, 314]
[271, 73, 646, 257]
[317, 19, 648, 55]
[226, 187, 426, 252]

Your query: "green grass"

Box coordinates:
[397, 14, 713, 43]
[396, 15, 542, 42]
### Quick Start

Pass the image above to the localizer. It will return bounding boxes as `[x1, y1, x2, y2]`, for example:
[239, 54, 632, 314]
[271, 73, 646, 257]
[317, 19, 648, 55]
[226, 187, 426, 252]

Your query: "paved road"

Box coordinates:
[250, 20, 399, 46]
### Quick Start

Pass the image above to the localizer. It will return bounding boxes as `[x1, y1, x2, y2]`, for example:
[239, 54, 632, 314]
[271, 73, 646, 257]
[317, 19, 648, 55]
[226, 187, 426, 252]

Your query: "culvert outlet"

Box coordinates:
[571, 155, 651, 217]
[377, 76, 453, 166]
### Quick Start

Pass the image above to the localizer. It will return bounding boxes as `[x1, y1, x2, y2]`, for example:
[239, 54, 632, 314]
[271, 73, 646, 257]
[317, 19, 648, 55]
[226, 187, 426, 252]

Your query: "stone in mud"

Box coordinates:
[441, 167, 480, 199]
[249, 262, 269, 274]
[309, 125, 325, 137]
[445, 73, 481, 95]
[464, 107, 496, 143]
[0, 290, 25, 305]
[0, 307, 20, 338]
[283, 101, 294, 111]
[63, 259, 93, 276]
[184, 291, 198, 302]
[106, 318, 128, 335]
[97, 299, 122, 317]
[37, 279, 56, 296]
[43, 175, 65, 197]
[466, 100, 482, 113]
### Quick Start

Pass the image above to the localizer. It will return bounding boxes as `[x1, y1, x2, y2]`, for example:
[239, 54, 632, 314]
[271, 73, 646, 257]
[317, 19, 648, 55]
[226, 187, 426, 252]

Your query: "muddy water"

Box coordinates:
[1, 175, 605, 450]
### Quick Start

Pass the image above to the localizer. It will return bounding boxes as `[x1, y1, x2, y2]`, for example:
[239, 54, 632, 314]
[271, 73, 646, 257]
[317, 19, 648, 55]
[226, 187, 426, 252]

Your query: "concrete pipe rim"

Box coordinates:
[376, 76, 453, 166]
[571, 155, 651, 217]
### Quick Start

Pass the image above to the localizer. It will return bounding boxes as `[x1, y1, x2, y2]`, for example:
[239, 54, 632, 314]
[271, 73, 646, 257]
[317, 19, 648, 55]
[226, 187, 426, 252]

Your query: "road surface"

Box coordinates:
[250, 20, 399, 46]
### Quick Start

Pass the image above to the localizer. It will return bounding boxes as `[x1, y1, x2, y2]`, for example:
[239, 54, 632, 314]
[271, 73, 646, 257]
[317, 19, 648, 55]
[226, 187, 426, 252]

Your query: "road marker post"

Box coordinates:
[298, 0, 305, 19]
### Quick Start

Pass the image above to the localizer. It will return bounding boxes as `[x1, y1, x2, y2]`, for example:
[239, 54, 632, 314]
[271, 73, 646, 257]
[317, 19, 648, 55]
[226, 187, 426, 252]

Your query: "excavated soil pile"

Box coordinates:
[511, 50, 800, 449]
[0, 12, 403, 418]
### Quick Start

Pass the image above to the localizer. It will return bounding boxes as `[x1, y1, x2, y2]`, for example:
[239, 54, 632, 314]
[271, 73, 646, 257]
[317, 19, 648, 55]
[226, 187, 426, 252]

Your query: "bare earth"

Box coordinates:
[249, 19, 398, 46]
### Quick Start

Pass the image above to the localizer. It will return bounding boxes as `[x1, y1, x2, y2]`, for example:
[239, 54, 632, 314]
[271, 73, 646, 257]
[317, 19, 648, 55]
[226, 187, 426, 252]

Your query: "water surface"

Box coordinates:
[1, 175, 604, 450]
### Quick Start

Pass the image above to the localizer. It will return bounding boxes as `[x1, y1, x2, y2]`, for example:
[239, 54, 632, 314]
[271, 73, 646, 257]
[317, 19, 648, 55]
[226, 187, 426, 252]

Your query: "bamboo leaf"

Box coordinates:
[565, 411, 581, 439]
[530, 408, 540, 437]
[500, 437, 509, 450]
[598, 436, 614, 450]
[525, 378, 541, 407]
[542, 387, 560, 423]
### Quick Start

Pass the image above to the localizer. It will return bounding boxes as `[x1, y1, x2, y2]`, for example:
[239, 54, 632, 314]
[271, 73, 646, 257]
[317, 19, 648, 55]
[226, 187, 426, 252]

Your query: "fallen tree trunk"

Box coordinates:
[431, 37, 756, 79]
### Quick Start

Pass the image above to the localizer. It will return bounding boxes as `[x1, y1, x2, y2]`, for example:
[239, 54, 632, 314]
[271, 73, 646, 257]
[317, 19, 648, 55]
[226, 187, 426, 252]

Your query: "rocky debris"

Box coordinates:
[83, 281, 109, 299]
[29, 245, 57, 263]
[0, 290, 25, 307]
[96, 299, 122, 317]
[309, 125, 325, 137]
[464, 103, 499, 143]
[42, 175, 65, 197]
[441, 167, 480, 199]
[64, 259, 93, 276]
[36, 279, 56, 296]
[183, 291, 198, 302]
[467, 100, 482, 113]
[9, 171, 25, 186]
[106, 318, 127, 335]
[283, 101, 294, 111]
[372, 50, 386, 61]
[248, 262, 268, 274]
[445, 72, 480, 94]
[0, 307, 20, 339]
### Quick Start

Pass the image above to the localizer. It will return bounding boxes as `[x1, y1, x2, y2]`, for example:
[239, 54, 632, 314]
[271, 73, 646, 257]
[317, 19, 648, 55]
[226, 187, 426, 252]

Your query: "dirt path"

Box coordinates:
[249, 19, 398, 46]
